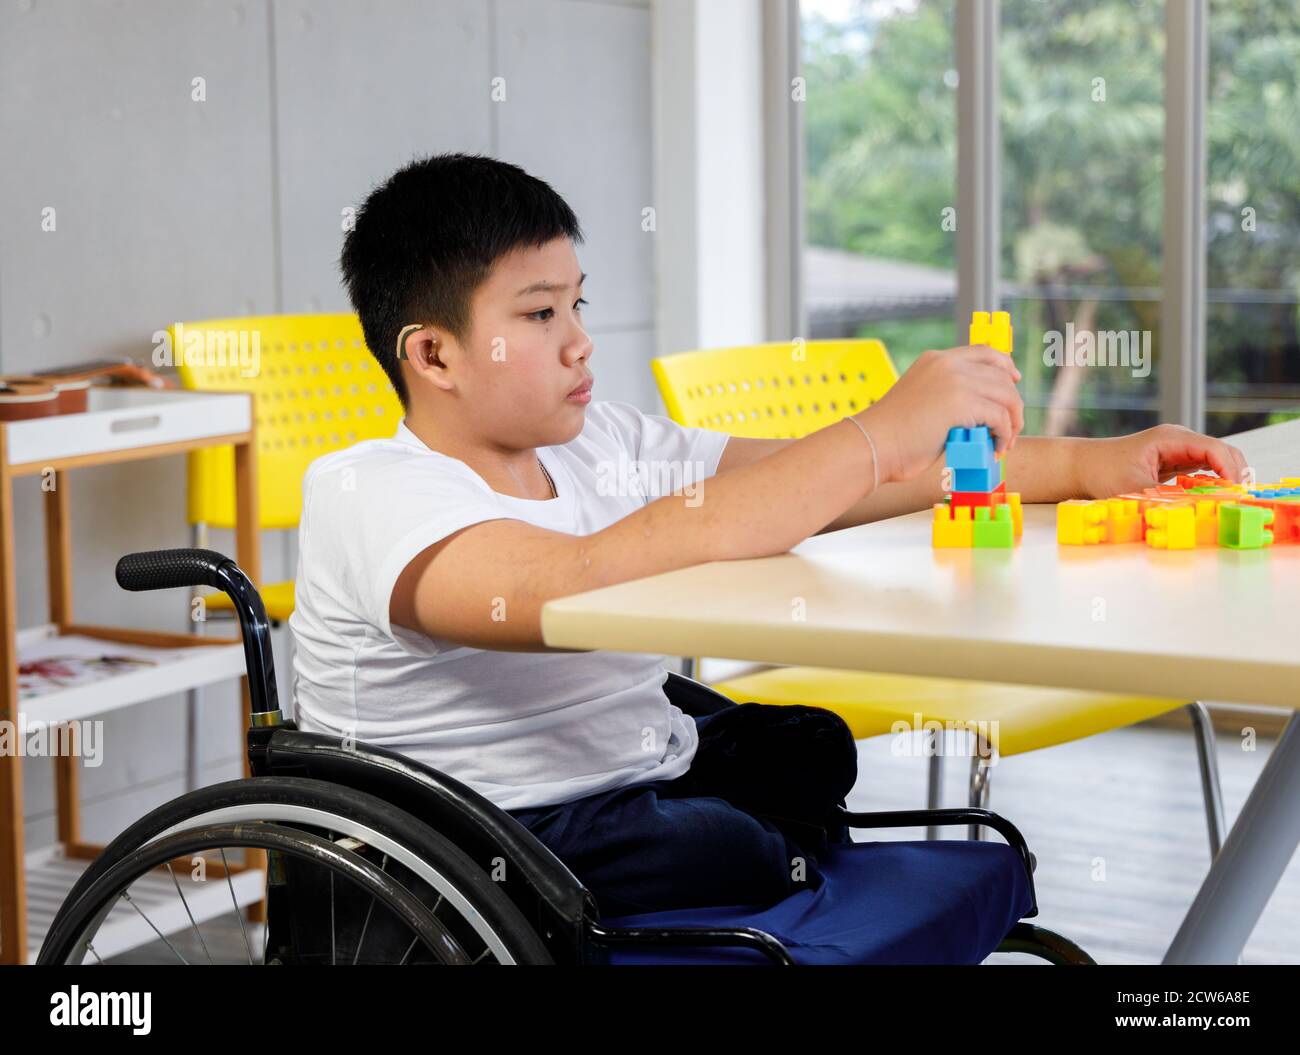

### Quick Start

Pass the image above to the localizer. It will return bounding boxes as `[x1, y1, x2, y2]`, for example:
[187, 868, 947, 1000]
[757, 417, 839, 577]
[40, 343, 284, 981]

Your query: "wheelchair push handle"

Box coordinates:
[115, 548, 281, 717]
[116, 547, 235, 593]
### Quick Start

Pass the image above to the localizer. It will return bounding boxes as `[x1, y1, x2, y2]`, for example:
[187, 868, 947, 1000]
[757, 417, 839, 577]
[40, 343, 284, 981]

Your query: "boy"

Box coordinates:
[289, 152, 1246, 918]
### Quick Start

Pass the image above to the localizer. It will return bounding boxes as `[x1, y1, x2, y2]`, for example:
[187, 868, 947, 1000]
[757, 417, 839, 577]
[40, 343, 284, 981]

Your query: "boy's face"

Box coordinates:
[449, 236, 593, 446]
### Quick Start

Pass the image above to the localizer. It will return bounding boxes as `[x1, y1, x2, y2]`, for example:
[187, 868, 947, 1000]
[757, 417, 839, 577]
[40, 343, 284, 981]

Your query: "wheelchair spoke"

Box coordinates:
[329, 831, 337, 966]
[218, 848, 254, 965]
[165, 862, 214, 965]
[83, 941, 104, 965]
[399, 936, 419, 965]
[122, 890, 189, 964]
[351, 853, 386, 965]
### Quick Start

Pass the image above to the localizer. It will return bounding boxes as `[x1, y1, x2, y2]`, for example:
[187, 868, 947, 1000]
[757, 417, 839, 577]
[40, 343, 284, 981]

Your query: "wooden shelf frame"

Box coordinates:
[0, 393, 262, 963]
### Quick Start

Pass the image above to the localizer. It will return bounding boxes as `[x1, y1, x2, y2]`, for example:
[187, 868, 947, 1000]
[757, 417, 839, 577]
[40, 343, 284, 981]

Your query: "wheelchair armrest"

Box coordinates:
[834, 806, 1039, 917]
[663, 670, 739, 717]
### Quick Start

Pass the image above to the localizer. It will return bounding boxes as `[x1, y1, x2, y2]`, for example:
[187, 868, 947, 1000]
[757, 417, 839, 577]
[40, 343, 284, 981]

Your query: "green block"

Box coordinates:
[1218, 503, 1274, 549]
[972, 504, 1014, 548]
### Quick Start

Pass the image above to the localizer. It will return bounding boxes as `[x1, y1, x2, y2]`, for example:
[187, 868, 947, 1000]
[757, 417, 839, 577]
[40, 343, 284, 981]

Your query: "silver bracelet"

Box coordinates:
[843, 415, 880, 493]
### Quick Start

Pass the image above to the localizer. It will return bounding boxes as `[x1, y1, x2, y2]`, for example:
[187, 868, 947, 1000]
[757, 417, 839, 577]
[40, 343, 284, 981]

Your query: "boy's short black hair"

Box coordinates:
[340, 152, 584, 408]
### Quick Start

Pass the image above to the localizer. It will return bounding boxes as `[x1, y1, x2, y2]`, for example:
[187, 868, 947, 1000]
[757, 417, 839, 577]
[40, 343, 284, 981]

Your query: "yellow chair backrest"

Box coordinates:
[172, 313, 403, 530]
[651, 339, 899, 439]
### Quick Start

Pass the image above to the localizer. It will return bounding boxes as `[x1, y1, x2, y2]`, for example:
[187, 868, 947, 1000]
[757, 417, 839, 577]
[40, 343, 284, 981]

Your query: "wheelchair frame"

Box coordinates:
[69, 548, 1095, 966]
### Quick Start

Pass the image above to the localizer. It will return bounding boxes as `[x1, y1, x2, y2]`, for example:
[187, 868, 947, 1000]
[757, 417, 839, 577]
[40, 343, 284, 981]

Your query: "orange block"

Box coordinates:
[1101, 498, 1142, 544]
[1193, 500, 1219, 547]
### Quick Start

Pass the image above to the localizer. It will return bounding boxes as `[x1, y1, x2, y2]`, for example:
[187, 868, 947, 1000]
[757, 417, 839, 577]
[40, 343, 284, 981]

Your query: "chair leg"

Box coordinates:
[926, 729, 944, 840]
[1186, 701, 1226, 859]
[681, 656, 697, 681]
[968, 741, 994, 841]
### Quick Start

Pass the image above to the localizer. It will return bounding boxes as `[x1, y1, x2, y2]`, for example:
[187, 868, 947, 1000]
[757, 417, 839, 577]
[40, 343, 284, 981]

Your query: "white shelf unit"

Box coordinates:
[16, 623, 248, 725]
[1, 385, 263, 965]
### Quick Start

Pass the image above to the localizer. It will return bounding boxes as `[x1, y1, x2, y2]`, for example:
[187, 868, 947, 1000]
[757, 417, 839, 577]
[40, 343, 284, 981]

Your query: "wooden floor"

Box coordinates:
[105, 719, 1298, 965]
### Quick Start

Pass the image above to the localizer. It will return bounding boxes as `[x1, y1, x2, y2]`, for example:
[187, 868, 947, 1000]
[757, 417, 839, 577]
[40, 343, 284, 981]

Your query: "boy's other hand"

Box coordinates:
[1075, 424, 1249, 499]
[859, 344, 1024, 484]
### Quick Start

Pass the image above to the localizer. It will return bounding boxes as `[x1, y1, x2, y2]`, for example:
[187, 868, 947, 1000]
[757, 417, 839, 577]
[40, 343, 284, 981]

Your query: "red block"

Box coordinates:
[950, 482, 1007, 510]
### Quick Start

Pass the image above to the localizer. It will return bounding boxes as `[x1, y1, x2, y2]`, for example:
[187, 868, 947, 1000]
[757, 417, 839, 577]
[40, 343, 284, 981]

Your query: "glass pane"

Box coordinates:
[1205, 0, 1300, 437]
[1001, 0, 1164, 437]
[801, 0, 957, 374]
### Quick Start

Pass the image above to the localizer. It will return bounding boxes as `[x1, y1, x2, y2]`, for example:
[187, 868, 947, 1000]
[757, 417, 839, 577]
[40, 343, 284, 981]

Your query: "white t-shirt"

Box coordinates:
[288, 399, 732, 811]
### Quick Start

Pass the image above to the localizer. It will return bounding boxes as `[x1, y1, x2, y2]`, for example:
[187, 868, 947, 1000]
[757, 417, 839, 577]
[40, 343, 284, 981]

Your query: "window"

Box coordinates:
[801, 0, 957, 374]
[1205, 0, 1300, 436]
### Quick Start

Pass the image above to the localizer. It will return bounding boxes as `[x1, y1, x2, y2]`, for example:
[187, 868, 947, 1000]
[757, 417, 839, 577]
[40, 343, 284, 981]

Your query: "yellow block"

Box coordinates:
[969, 310, 1013, 356]
[1007, 492, 1023, 538]
[1058, 500, 1108, 544]
[933, 504, 973, 547]
[1146, 503, 1197, 549]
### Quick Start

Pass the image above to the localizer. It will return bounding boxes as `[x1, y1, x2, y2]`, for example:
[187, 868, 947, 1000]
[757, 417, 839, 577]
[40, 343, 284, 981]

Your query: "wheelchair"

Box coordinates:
[38, 548, 1096, 966]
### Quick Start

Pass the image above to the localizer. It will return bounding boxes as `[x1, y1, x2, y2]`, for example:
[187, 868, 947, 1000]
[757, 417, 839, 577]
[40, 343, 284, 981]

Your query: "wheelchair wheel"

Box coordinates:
[38, 777, 552, 965]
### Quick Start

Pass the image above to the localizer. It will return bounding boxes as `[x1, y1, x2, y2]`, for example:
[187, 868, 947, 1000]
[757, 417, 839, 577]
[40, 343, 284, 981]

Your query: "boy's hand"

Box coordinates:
[859, 345, 1024, 484]
[1075, 424, 1249, 499]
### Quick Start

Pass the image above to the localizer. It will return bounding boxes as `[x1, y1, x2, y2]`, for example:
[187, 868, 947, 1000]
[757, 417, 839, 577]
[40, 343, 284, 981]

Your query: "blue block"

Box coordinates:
[945, 427, 996, 470]
[953, 466, 1000, 492]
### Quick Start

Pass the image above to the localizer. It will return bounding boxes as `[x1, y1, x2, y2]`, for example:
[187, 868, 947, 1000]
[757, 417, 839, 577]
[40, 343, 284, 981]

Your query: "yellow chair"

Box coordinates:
[173, 313, 404, 623]
[653, 339, 1226, 850]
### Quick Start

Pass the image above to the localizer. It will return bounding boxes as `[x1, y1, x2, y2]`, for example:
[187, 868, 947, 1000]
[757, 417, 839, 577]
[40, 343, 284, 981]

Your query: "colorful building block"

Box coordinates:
[945, 426, 997, 470]
[950, 482, 1007, 510]
[954, 466, 1001, 492]
[1242, 496, 1300, 544]
[1101, 498, 1143, 544]
[1193, 500, 1220, 547]
[1006, 492, 1023, 538]
[1057, 500, 1109, 545]
[972, 504, 1015, 548]
[1218, 503, 1274, 549]
[933, 504, 973, 547]
[1145, 504, 1197, 549]
[1175, 473, 1238, 490]
[969, 310, 1013, 356]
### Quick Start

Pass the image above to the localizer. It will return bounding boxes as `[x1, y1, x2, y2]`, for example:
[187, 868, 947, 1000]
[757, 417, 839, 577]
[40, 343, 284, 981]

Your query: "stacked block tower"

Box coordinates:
[932, 312, 1023, 548]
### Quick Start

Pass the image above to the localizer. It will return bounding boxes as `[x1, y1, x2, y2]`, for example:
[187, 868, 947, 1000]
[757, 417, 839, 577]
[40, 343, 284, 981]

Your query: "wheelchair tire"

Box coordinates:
[39, 776, 553, 965]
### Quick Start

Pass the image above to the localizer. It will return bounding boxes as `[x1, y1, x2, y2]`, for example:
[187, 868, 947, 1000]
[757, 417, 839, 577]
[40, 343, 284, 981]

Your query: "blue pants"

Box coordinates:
[507, 703, 858, 917]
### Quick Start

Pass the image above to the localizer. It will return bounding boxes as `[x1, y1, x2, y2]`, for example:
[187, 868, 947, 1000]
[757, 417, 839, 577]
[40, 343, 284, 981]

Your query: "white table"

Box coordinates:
[541, 419, 1300, 964]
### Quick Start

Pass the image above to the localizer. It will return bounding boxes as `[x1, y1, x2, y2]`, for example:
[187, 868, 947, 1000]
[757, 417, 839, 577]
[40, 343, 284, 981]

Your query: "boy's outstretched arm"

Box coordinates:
[807, 423, 1249, 534]
[392, 345, 1023, 652]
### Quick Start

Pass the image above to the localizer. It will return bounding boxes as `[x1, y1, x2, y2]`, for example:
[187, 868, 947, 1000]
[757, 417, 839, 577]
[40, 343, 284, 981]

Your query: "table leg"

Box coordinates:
[1164, 711, 1300, 964]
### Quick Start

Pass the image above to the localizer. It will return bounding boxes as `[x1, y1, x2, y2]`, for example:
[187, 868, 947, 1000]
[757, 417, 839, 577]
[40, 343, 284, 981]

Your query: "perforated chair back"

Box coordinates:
[651, 339, 898, 440]
[172, 314, 402, 530]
